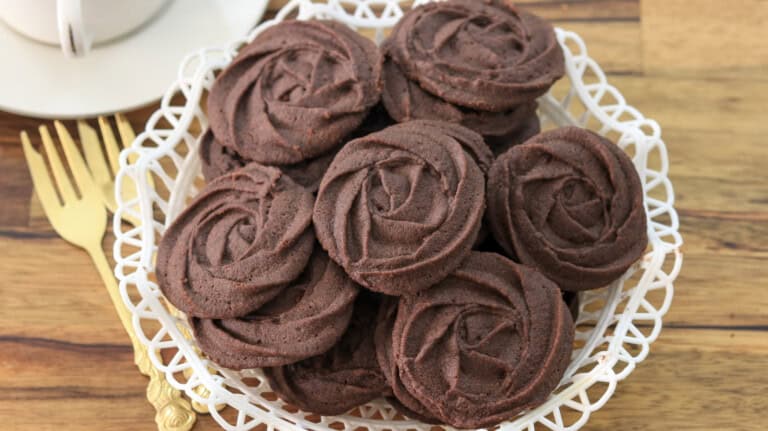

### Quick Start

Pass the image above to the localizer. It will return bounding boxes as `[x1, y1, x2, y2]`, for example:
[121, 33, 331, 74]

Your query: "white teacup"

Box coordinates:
[0, 0, 169, 57]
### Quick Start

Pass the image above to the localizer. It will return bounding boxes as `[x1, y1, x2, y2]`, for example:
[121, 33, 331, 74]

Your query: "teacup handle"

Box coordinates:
[57, 0, 91, 57]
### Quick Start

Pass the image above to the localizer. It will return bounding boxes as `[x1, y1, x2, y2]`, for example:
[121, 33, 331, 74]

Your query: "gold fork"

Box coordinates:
[76, 115, 142, 227]
[21, 122, 196, 431]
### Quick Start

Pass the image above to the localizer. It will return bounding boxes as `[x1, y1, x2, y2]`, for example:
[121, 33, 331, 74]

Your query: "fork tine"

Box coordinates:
[98, 116, 121, 174]
[39, 124, 78, 204]
[77, 120, 113, 187]
[55, 121, 98, 197]
[21, 130, 63, 211]
[115, 113, 136, 150]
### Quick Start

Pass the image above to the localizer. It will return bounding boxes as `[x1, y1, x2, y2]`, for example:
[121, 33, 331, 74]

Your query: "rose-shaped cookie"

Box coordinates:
[346, 102, 395, 141]
[191, 248, 359, 369]
[200, 107, 392, 189]
[374, 297, 440, 423]
[207, 20, 382, 165]
[385, 0, 564, 112]
[485, 110, 541, 155]
[199, 128, 342, 192]
[381, 52, 541, 149]
[392, 252, 574, 428]
[156, 164, 315, 318]
[412, 120, 494, 175]
[487, 126, 648, 291]
[199, 129, 247, 181]
[313, 121, 488, 295]
[264, 292, 389, 415]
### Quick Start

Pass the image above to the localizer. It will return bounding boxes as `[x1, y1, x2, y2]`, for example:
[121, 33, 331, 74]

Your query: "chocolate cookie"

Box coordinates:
[263, 291, 389, 415]
[199, 129, 246, 181]
[393, 252, 574, 428]
[382, 52, 541, 149]
[487, 126, 648, 291]
[207, 20, 382, 165]
[484, 109, 541, 155]
[191, 248, 359, 369]
[374, 297, 440, 424]
[347, 102, 396, 140]
[412, 119, 494, 175]
[156, 164, 315, 318]
[313, 121, 487, 295]
[199, 128, 339, 192]
[384, 0, 564, 112]
[276, 151, 339, 193]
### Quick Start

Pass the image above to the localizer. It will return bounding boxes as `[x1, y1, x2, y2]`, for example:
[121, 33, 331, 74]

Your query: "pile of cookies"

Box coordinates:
[156, 1, 648, 428]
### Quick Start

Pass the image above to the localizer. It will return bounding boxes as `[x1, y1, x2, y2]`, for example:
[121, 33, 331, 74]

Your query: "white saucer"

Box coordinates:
[0, 0, 268, 119]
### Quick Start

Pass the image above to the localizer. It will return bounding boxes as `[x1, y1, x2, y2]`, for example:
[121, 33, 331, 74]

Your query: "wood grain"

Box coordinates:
[642, 0, 768, 79]
[0, 236, 129, 342]
[607, 75, 768, 133]
[0, 334, 220, 431]
[268, 0, 642, 21]
[1, 1, 767, 430]
[586, 330, 768, 431]
[559, 21, 641, 73]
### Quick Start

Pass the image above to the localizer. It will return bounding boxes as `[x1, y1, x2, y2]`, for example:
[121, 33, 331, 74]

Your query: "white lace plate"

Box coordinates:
[113, 1, 684, 429]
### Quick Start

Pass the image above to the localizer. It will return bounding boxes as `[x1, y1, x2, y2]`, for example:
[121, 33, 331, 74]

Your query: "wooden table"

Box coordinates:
[1, 1, 766, 430]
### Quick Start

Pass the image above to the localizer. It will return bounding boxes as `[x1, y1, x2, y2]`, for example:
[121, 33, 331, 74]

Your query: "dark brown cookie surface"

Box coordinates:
[313, 121, 487, 295]
[199, 128, 246, 181]
[156, 164, 315, 318]
[192, 248, 359, 369]
[199, 128, 341, 193]
[207, 20, 382, 165]
[385, 0, 564, 112]
[484, 108, 541, 155]
[382, 52, 541, 147]
[487, 126, 648, 291]
[393, 252, 574, 428]
[263, 291, 389, 415]
[407, 120, 493, 175]
[374, 297, 440, 423]
[347, 102, 396, 140]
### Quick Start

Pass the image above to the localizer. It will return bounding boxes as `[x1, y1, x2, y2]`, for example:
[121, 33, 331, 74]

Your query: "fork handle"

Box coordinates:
[87, 245, 140, 343]
[86, 244, 196, 431]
